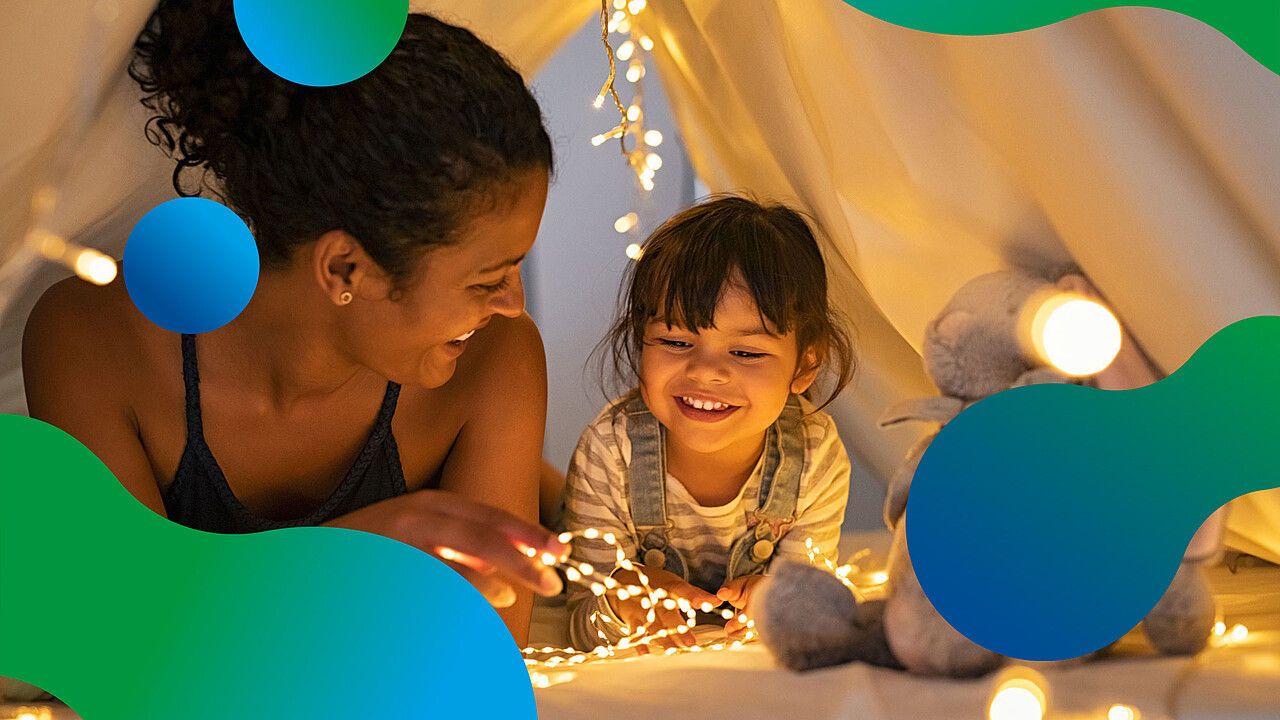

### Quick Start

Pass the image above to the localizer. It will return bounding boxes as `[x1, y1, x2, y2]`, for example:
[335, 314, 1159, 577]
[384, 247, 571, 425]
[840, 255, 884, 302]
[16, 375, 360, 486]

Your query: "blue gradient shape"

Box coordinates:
[124, 197, 259, 334]
[906, 316, 1280, 660]
[234, 0, 409, 87]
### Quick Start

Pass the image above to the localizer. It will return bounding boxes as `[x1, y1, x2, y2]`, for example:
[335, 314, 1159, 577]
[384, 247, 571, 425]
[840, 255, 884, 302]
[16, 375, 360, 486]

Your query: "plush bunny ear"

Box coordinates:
[878, 397, 966, 427]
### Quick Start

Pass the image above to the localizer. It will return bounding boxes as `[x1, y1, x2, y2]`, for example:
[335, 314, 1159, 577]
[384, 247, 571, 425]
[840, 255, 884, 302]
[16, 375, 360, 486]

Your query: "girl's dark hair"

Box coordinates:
[130, 3, 553, 286]
[600, 195, 856, 411]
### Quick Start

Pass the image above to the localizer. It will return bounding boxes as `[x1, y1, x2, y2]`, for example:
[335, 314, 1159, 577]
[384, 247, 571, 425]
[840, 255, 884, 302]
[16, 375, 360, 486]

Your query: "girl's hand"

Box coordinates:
[321, 489, 568, 608]
[606, 567, 719, 652]
[718, 574, 765, 637]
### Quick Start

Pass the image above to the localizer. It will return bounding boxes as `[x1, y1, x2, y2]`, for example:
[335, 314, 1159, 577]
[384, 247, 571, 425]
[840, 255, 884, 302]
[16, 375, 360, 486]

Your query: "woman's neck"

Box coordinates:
[664, 431, 766, 506]
[205, 268, 375, 411]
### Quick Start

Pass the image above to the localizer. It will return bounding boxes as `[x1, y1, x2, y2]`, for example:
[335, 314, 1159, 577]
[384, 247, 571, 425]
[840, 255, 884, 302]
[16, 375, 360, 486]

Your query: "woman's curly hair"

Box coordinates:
[130, 2, 553, 285]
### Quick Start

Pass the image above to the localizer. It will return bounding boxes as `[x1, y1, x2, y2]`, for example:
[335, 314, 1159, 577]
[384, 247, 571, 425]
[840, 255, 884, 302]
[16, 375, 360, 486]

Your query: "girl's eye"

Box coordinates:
[655, 338, 691, 349]
[732, 351, 767, 359]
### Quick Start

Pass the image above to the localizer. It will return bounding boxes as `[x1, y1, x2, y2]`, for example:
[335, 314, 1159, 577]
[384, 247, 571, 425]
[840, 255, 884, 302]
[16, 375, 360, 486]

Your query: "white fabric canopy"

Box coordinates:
[1, 1, 1276, 560]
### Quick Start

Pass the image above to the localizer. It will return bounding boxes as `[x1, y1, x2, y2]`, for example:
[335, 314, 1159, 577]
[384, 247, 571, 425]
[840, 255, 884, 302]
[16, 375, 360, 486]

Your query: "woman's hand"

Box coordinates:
[718, 574, 765, 637]
[606, 567, 719, 652]
[322, 489, 568, 608]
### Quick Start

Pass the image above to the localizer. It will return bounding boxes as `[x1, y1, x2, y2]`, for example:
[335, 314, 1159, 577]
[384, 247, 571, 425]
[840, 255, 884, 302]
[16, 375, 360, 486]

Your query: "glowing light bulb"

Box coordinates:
[613, 0, 626, 8]
[989, 687, 1043, 720]
[438, 547, 459, 561]
[869, 571, 889, 585]
[73, 249, 118, 285]
[616, 19, 631, 34]
[592, 95, 605, 109]
[644, 130, 663, 146]
[628, 0, 646, 13]
[615, 213, 639, 233]
[626, 64, 644, 83]
[626, 243, 644, 260]
[645, 153, 663, 170]
[1108, 705, 1137, 720]
[640, 177, 654, 191]
[1029, 294, 1122, 376]
[627, 105, 641, 122]
[639, 35, 654, 51]
[617, 41, 635, 61]
[1231, 624, 1249, 642]
[1214, 621, 1226, 636]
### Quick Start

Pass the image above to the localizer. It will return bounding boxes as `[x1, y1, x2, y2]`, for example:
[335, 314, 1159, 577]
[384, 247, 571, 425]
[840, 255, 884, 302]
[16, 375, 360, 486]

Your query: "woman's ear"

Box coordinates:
[311, 230, 390, 305]
[791, 346, 822, 394]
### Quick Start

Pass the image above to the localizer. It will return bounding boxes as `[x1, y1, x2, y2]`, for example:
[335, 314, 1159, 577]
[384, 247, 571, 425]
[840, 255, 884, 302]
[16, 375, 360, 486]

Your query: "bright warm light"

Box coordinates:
[1108, 705, 1137, 720]
[612, 10, 625, 23]
[627, 104, 641, 122]
[616, 19, 631, 34]
[1231, 624, 1249, 642]
[640, 35, 655, 50]
[628, 0, 647, 13]
[868, 571, 889, 585]
[1030, 294, 1121, 376]
[646, 153, 663, 170]
[615, 213, 639, 233]
[645, 129, 663, 146]
[592, 94, 605, 109]
[640, 176, 654, 191]
[626, 243, 644, 260]
[626, 65, 643, 83]
[613, 0, 626, 8]
[617, 41, 635, 61]
[73, 249, 118, 285]
[989, 687, 1043, 720]
[591, 133, 609, 146]
[1214, 621, 1227, 636]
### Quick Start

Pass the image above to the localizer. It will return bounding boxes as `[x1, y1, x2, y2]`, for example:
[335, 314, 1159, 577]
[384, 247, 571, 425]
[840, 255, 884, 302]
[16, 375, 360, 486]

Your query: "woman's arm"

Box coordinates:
[436, 312, 547, 646]
[22, 278, 169, 515]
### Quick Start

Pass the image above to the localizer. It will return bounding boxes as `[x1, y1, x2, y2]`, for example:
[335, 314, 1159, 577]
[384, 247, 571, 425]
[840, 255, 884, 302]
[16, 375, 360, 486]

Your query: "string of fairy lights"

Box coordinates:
[520, 528, 884, 688]
[590, 0, 665, 262]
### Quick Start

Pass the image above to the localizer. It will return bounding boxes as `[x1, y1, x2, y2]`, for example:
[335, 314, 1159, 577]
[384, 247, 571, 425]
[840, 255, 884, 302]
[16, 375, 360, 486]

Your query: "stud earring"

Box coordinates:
[339, 291, 353, 305]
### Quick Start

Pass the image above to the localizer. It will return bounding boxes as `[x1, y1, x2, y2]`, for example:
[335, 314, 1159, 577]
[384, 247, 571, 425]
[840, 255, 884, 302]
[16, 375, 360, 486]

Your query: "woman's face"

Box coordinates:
[348, 171, 549, 388]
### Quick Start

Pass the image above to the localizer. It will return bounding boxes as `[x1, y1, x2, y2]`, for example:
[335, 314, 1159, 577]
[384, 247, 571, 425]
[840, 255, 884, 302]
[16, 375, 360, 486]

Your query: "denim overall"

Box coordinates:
[622, 394, 806, 591]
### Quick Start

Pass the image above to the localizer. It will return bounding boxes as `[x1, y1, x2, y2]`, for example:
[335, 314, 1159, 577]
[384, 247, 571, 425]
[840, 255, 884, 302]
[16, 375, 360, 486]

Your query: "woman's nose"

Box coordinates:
[490, 273, 525, 319]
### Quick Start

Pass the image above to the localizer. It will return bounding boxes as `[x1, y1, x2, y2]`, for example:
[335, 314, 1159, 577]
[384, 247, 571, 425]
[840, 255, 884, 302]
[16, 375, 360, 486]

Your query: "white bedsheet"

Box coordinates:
[531, 541, 1280, 720]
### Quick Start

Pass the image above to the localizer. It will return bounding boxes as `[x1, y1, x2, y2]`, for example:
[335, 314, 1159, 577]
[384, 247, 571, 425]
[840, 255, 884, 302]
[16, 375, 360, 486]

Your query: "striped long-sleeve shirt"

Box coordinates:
[564, 395, 851, 649]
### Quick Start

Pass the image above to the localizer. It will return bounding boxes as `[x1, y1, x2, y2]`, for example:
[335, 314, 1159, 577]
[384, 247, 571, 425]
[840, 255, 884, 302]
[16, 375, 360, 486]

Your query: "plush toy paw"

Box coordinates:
[1141, 562, 1215, 655]
[755, 561, 900, 672]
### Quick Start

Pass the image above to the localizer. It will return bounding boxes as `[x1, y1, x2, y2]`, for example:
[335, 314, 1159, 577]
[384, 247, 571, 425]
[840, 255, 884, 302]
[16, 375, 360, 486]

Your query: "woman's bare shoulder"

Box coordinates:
[23, 276, 170, 389]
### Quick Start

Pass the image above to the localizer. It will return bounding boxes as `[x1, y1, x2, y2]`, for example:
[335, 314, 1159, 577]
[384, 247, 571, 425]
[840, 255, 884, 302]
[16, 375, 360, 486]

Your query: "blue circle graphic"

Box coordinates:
[124, 198, 259, 334]
[234, 0, 409, 87]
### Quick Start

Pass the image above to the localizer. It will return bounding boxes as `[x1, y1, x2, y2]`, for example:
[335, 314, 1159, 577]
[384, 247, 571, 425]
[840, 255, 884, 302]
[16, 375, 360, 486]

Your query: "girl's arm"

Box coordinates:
[437, 312, 548, 647]
[562, 412, 640, 649]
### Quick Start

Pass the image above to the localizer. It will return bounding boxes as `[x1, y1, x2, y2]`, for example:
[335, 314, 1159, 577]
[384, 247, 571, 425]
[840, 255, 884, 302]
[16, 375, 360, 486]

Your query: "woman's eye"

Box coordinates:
[475, 276, 510, 294]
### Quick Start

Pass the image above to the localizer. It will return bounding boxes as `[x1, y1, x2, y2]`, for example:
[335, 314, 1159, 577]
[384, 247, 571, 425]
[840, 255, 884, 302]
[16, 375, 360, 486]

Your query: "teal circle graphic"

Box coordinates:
[234, 0, 409, 87]
[124, 198, 259, 334]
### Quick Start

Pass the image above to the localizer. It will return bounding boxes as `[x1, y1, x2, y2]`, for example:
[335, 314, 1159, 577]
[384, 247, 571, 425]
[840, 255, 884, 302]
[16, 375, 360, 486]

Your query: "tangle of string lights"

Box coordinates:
[590, 0, 665, 262]
[521, 528, 881, 688]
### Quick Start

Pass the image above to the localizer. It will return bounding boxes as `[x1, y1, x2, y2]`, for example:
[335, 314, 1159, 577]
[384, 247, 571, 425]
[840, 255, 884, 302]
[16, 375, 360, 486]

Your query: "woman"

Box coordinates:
[22, 3, 563, 645]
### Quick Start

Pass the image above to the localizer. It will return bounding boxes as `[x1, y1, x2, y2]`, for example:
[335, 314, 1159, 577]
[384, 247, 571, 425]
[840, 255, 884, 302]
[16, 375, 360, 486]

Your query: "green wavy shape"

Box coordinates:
[841, 1, 1280, 76]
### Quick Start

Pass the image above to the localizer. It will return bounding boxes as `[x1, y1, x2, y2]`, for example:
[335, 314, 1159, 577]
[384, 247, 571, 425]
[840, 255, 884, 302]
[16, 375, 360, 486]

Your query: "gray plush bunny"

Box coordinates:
[755, 269, 1218, 675]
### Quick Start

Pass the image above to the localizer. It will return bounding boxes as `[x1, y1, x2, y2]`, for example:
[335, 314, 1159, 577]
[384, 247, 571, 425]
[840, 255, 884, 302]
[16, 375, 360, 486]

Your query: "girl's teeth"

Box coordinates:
[683, 397, 727, 411]
[452, 329, 476, 343]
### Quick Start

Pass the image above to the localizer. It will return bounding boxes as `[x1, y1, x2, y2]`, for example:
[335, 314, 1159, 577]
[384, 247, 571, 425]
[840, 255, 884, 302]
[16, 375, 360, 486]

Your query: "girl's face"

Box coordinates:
[639, 280, 818, 458]
[344, 172, 549, 388]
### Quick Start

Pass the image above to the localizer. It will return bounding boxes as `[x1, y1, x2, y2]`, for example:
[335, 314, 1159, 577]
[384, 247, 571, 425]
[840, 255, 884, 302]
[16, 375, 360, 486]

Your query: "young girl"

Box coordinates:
[564, 195, 856, 650]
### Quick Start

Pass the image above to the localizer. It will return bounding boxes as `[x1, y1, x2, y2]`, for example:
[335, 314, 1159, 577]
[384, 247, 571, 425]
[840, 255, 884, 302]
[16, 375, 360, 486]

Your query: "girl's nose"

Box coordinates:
[490, 273, 526, 319]
[685, 351, 730, 384]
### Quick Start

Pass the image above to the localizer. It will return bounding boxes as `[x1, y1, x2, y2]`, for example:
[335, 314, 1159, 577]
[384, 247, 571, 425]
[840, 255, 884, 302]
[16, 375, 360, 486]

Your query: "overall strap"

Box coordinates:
[180, 333, 204, 442]
[621, 396, 689, 580]
[725, 394, 806, 580]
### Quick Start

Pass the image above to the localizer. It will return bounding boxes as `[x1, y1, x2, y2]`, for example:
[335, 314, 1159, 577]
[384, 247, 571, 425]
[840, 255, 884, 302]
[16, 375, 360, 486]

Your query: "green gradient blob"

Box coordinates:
[841, 1, 1280, 75]
[0, 415, 531, 718]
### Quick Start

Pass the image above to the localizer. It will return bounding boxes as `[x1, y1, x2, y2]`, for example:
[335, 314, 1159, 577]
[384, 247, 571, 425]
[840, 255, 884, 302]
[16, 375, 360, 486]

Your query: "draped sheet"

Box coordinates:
[1, 1, 1277, 561]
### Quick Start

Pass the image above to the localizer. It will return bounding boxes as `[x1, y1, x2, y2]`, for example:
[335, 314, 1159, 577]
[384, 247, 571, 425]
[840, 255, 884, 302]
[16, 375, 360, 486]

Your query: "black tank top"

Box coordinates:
[163, 333, 410, 533]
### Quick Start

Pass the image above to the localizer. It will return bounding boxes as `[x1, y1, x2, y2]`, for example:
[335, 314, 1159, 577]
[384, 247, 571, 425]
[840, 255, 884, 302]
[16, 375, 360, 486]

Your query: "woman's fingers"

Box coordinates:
[440, 559, 518, 608]
[417, 513, 564, 596]
[428, 490, 569, 559]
